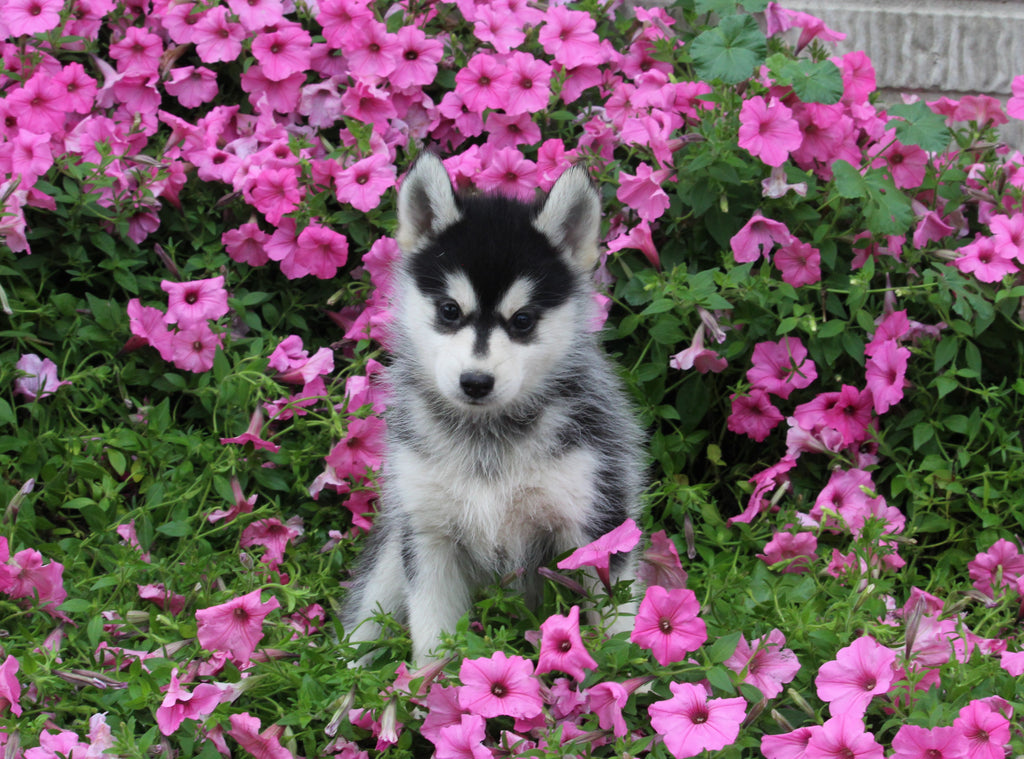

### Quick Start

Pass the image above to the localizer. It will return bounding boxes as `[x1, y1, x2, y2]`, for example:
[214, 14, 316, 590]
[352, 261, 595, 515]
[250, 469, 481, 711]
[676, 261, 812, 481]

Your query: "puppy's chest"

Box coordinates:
[393, 442, 598, 558]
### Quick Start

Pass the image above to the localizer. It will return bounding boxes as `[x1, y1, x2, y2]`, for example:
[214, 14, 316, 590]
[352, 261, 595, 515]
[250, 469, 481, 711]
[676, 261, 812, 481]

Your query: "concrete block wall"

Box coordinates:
[774, 0, 1024, 147]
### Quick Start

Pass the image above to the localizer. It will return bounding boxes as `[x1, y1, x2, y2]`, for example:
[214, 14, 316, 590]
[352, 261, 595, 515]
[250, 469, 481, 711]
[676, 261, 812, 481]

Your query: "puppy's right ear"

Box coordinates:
[396, 154, 461, 254]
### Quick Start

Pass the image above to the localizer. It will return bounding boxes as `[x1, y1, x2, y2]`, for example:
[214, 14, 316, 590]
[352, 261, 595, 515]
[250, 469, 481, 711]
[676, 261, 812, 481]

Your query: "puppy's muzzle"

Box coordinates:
[460, 371, 495, 400]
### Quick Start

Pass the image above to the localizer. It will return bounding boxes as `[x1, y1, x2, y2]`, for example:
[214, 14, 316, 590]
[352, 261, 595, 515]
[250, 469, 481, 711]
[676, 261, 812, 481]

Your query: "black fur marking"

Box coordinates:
[410, 194, 579, 323]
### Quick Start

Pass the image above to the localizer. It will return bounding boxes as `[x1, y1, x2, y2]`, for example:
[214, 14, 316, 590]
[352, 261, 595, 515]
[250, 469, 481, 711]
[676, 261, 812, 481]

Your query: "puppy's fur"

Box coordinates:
[342, 154, 645, 664]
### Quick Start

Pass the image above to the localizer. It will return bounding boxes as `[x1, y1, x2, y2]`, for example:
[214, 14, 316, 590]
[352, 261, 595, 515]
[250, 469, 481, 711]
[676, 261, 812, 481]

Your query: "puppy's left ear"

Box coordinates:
[533, 166, 602, 272]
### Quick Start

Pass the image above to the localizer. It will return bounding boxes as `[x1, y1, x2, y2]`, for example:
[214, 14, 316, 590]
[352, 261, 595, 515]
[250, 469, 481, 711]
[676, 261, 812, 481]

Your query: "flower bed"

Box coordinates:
[1, 1, 1022, 757]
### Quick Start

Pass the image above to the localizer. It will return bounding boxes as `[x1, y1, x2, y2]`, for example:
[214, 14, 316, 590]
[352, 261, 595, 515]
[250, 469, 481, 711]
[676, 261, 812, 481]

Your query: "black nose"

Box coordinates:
[460, 371, 495, 399]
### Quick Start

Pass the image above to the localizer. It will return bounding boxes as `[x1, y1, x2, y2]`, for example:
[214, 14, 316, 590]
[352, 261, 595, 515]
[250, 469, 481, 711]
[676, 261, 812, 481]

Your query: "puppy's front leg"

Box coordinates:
[405, 532, 471, 665]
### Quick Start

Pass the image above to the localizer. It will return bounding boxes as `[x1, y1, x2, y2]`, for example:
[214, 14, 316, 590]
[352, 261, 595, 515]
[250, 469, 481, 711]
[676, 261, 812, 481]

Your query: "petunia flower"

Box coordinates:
[617, 162, 672, 222]
[891, 725, 967, 759]
[14, 353, 72, 400]
[195, 589, 281, 665]
[738, 96, 803, 167]
[728, 389, 784, 442]
[952, 700, 1011, 759]
[814, 635, 896, 719]
[648, 681, 746, 759]
[631, 585, 707, 666]
[746, 337, 817, 400]
[556, 518, 641, 593]
[0, 655, 22, 717]
[730, 212, 794, 263]
[758, 531, 818, 574]
[535, 605, 597, 681]
[457, 651, 543, 720]
[227, 712, 298, 759]
[804, 715, 884, 759]
[161, 275, 229, 328]
[724, 628, 801, 698]
[865, 339, 910, 414]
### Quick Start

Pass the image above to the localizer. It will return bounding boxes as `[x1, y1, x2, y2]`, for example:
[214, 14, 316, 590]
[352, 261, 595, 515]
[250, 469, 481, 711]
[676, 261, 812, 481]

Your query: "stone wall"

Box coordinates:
[778, 0, 1024, 147]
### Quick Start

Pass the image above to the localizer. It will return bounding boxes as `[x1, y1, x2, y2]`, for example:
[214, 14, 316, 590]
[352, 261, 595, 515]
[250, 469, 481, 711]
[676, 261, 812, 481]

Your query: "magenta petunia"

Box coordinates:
[774, 239, 822, 287]
[814, 635, 896, 719]
[891, 725, 967, 759]
[0, 655, 22, 717]
[192, 6, 245, 64]
[631, 585, 707, 666]
[865, 339, 910, 414]
[738, 96, 803, 167]
[161, 275, 229, 328]
[458, 651, 543, 720]
[953, 235, 1019, 283]
[227, 712, 298, 759]
[724, 628, 801, 698]
[537, 5, 604, 68]
[648, 681, 746, 759]
[5, 0, 63, 36]
[746, 337, 817, 400]
[731, 212, 794, 263]
[240, 517, 303, 571]
[617, 162, 672, 222]
[967, 538, 1024, 599]
[14, 353, 71, 400]
[251, 25, 311, 82]
[727, 389, 784, 442]
[455, 52, 514, 112]
[535, 605, 597, 681]
[758, 530, 818, 573]
[195, 589, 281, 664]
[556, 518, 641, 592]
[804, 715, 884, 759]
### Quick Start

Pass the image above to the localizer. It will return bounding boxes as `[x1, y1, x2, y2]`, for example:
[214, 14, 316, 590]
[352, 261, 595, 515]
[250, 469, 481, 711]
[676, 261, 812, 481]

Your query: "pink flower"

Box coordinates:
[192, 6, 245, 63]
[639, 530, 689, 590]
[556, 518, 641, 592]
[325, 415, 386, 480]
[730, 212, 794, 263]
[989, 213, 1024, 263]
[251, 25, 311, 82]
[774, 239, 822, 287]
[164, 66, 219, 108]
[14, 353, 71, 400]
[738, 96, 803, 167]
[804, 715, 884, 759]
[631, 585, 707, 666]
[170, 323, 223, 374]
[670, 323, 728, 374]
[195, 589, 281, 664]
[814, 636, 896, 719]
[967, 538, 1024, 599]
[0, 656, 22, 717]
[344, 20, 399, 81]
[472, 4, 526, 54]
[455, 53, 513, 112]
[891, 725, 967, 759]
[220, 408, 280, 452]
[746, 337, 817, 400]
[223, 223, 271, 267]
[138, 583, 186, 616]
[1, 543, 67, 615]
[208, 477, 257, 524]
[762, 726, 820, 759]
[474, 148, 537, 202]
[538, 6, 603, 68]
[109, 27, 163, 77]
[4, 0, 63, 35]
[250, 167, 303, 225]
[617, 162, 672, 222]
[728, 389, 784, 442]
[227, 712, 297, 759]
[794, 386, 873, 447]
[432, 714, 492, 759]
[724, 628, 801, 698]
[226, 0, 283, 30]
[390, 25, 443, 90]
[952, 700, 1011, 759]
[334, 153, 396, 213]
[502, 52, 552, 115]
[240, 517, 303, 570]
[458, 651, 543, 720]
[293, 224, 349, 279]
[869, 139, 928, 189]
[865, 340, 910, 414]
[157, 669, 225, 736]
[535, 605, 597, 681]
[953, 235, 1019, 283]
[758, 531, 817, 573]
[161, 275, 229, 328]
[648, 681, 746, 759]
[606, 219, 661, 269]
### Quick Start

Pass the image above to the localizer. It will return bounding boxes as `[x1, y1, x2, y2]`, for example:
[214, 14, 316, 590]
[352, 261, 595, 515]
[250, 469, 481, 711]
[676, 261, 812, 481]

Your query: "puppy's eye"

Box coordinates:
[509, 310, 536, 335]
[438, 300, 462, 324]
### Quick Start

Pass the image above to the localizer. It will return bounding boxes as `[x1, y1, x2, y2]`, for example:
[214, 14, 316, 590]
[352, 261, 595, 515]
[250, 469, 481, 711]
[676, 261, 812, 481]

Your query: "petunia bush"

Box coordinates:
[1, 0, 1023, 756]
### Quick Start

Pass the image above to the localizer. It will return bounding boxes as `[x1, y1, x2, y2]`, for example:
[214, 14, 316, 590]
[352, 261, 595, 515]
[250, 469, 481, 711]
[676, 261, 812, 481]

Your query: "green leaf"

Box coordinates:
[708, 631, 742, 663]
[832, 160, 868, 199]
[775, 58, 844, 104]
[886, 101, 952, 152]
[689, 15, 767, 85]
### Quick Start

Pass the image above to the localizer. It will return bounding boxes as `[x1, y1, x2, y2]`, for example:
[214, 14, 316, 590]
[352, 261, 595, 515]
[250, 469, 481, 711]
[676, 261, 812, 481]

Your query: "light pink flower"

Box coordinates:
[891, 725, 967, 759]
[556, 518, 641, 592]
[953, 235, 1018, 283]
[758, 531, 817, 573]
[227, 712, 297, 759]
[535, 605, 597, 681]
[458, 651, 542, 720]
[804, 715, 884, 759]
[195, 589, 281, 664]
[293, 224, 349, 279]
[138, 583, 186, 616]
[0, 656, 22, 717]
[334, 154, 396, 213]
[164, 66, 219, 108]
[109, 26, 163, 77]
[432, 714, 492, 759]
[631, 585, 707, 666]
[5, 0, 63, 35]
[617, 162, 672, 222]
[728, 389, 784, 442]
[762, 726, 821, 759]
[170, 323, 223, 373]
[157, 669, 225, 736]
[390, 25, 443, 90]
[538, 6, 603, 68]
[325, 415, 386, 480]
[250, 25, 311, 82]
[14, 353, 71, 400]
[344, 20, 399, 81]
[775, 239, 822, 287]
[869, 139, 928, 189]
[250, 166, 303, 225]
[455, 52, 512, 112]
[814, 636, 896, 719]
[223, 223, 271, 267]
[730, 212, 794, 263]
[670, 324, 728, 374]
[738, 96, 803, 167]
[724, 628, 800, 698]
[967, 538, 1024, 599]
[865, 339, 910, 414]
[648, 681, 746, 759]
[746, 337, 817, 400]
[192, 6, 245, 63]
[952, 700, 1012, 759]
[161, 275, 229, 328]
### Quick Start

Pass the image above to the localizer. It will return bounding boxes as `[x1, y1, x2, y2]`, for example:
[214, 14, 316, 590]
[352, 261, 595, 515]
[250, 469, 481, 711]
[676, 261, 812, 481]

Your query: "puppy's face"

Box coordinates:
[392, 154, 602, 412]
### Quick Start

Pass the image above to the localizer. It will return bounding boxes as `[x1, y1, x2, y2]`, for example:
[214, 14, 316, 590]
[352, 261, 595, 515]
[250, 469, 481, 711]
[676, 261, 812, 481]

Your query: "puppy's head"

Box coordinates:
[392, 154, 602, 412]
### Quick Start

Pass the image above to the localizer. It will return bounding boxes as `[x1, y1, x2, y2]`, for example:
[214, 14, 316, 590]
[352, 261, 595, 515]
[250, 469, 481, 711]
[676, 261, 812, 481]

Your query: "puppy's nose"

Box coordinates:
[460, 371, 495, 399]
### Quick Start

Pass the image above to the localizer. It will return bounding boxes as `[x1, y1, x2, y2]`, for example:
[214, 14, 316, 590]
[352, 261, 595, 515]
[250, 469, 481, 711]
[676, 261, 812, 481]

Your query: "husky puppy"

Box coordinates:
[342, 154, 645, 664]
